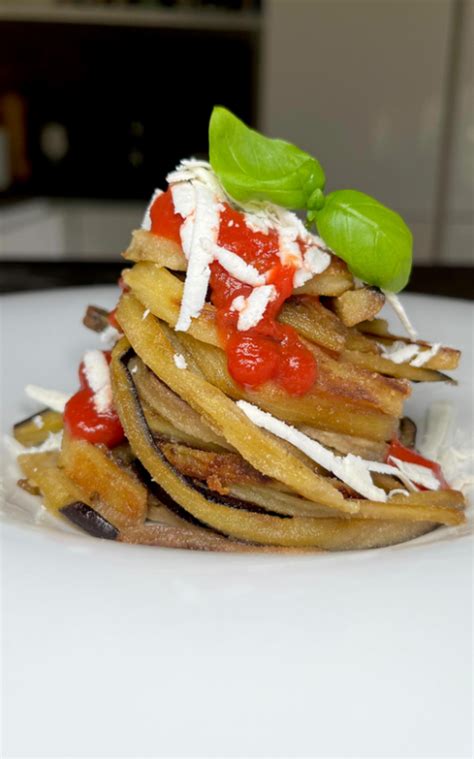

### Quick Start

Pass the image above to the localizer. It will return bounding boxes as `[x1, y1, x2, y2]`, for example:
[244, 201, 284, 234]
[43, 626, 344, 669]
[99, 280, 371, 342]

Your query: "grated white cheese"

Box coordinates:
[419, 402, 474, 496]
[293, 245, 331, 288]
[378, 341, 422, 364]
[387, 456, 440, 491]
[174, 182, 223, 332]
[203, 239, 266, 286]
[236, 400, 443, 501]
[142, 308, 150, 321]
[388, 488, 410, 499]
[141, 188, 163, 231]
[378, 340, 441, 367]
[419, 401, 454, 461]
[166, 159, 333, 332]
[171, 182, 195, 219]
[244, 203, 331, 283]
[167, 159, 225, 199]
[173, 353, 187, 370]
[99, 324, 120, 350]
[410, 342, 441, 367]
[231, 286, 277, 331]
[383, 291, 418, 340]
[82, 350, 112, 414]
[33, 415, 44, 429]
[25, 385, 69, 413]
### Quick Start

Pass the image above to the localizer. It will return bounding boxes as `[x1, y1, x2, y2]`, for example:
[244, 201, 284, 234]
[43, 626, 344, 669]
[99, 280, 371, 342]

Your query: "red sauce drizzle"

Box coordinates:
[150, 189, 317, 395]
[64, 351, 124, 447]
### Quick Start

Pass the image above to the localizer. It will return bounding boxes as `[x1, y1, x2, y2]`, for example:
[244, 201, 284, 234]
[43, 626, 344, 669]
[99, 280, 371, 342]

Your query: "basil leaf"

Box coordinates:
[209, 106, 325, 209]
[315, 190, 412, 292]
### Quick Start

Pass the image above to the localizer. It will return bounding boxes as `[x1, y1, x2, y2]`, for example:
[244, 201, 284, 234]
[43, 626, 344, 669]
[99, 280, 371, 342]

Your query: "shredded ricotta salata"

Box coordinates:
[163, 159, 332, 334]
[378, 340, 441, 367]
[383, 290, 418, 340]
[231, 286, 277, 331]
[173, 353, 188, 370]
[82, 350, 112, 414]
[141, 188, 163, 231]
[99, 325, 120, 350]
[25, 385, 69, 413]
[236, 399, 441, 501]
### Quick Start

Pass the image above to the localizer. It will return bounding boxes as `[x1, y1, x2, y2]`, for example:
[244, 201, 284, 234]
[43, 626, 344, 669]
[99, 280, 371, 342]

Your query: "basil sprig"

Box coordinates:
[209, 107, 412, 292]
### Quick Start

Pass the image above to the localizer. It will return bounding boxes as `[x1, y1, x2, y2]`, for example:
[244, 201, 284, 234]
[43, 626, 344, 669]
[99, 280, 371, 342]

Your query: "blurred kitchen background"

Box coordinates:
[0, 0, 472, 296]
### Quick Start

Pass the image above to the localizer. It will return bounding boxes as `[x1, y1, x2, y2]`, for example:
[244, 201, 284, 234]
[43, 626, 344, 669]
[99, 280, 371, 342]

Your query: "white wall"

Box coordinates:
[444, 0, 474, 264]
[261, 0, 472, 265]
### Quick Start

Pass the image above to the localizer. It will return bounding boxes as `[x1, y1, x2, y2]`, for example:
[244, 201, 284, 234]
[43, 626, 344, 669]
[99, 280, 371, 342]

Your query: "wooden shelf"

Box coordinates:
[0, 3, 261, 32]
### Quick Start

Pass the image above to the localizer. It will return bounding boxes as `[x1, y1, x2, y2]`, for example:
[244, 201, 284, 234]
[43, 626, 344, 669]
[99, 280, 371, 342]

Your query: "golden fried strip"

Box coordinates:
[124, 229, 353, 296]
[144, 404, 227, 451]
[132, 357, 232, 450]
[18, 452, 87, 513]
[298, 426, 388, 461]
[280, 295, 378, 354]
[61, 435, 148, 524]
[14, 410, 63, 448]
[227, 483, 337, 517]
[329, 287, 385, 327]
[229, 483, 465, 526]
[279, 296, 347, 353]
[341, 349, 454, 383]
[357, 323, 460, 372]
[160, 441, 268, 491]
[125, 262, 409, 418]
[118, 522, 319, 553]
[174, 332, 398, 441]
[122, 230, 187, 270]
[114, 297, 351, 512]
[294, 255, 354, 296]
[111, 339, 439, 548]
[373, 339, 460, 372]
[124, 263, 219, 346]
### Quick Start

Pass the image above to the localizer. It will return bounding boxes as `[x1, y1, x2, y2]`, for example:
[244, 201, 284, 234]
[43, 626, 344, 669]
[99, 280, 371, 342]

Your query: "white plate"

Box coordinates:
[1, 287, 473, 758]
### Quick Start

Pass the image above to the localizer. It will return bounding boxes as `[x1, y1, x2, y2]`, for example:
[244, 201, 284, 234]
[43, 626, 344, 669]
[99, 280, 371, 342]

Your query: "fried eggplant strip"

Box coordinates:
[14, 409, 63, 448]
[122, 230, 187, 270]
[157, 440, 465, 527]
[278, 297, 347, 353]
[61, 435, 148, 525]
[131, 357, 232, 450]
[113, 301, 349, 512]
[18, 452, 87, 513]
[124, 229, 353, 296]
[174, 332, 398, 441]
[228, 483, 464, 525]
[110, 338, 439, 548]
[328, 287, 385, 327]
[341, 349, 454, 383]
[293, 255, 354, 296]
[159, 442, 268, 491]
[124, 262, 409, 418]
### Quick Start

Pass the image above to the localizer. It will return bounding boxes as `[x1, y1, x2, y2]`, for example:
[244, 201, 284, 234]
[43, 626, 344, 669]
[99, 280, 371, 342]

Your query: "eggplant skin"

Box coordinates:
[60, 502, 118, 540]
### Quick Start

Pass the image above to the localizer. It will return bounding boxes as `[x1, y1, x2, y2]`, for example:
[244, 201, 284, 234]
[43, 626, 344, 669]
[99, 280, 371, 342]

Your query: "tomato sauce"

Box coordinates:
[64, 351, 124, 447]
[150, 189, 317, 395]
